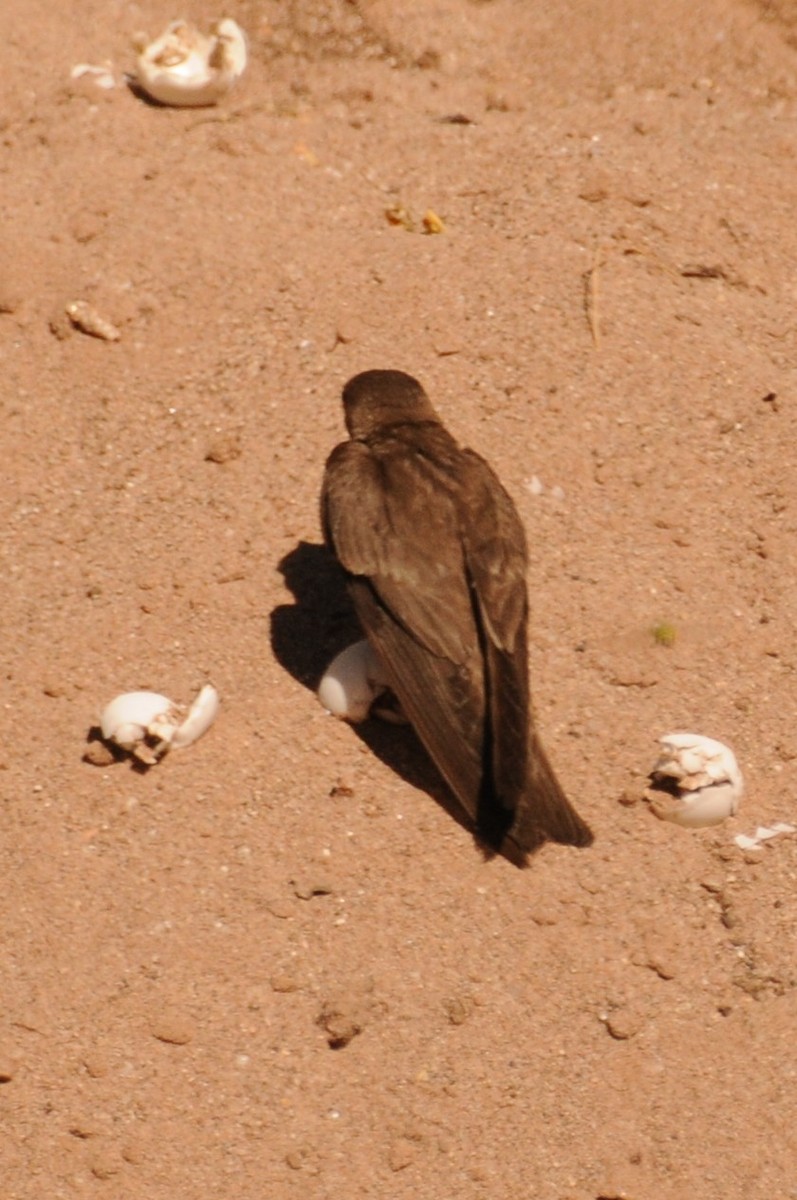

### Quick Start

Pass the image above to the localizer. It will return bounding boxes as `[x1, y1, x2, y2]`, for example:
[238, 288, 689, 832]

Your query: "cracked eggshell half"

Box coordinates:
[100, 691, 178, 750]
[654, 731, 743, 791]
[318, 640, 389, 722]
[134, 19, 247, 107]
[650, 731, 743, 828]
[651, 781, 741, 828]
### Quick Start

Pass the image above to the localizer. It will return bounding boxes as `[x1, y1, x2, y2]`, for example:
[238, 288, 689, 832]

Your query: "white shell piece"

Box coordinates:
[100, 691, 177, 749]
[654, 781, 740, 828]
[134, 19, 247, 107]
[71, 62, 116, 89]
[734, 833, 762, 852]
[100, 685, 218, 758]
[170, 684, 220, 748]
[318, 640, 389, 722]
[733, 822, 796, 851]
[651, 732, 744, 828]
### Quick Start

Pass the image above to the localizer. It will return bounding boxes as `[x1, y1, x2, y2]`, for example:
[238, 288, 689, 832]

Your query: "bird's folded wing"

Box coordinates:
[322, 439, 473, 662]
[347, 576, 485, 822]
[323, 439, 486, 819]
[457, 451, 530, 811]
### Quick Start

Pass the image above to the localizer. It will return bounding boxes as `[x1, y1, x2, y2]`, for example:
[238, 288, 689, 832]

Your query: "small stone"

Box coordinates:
[334, 316, 362, 345]
[271, 972, 303, 994]
[292, 878, 334, 900]
[82, 1054, 110, 1079]
[70, 211, 107, 245]
[264, 899, 294, 920]
[49, 304, 73, 340]
[89, 1150, 121, 1180]
[318, 995, 365, 1048]
[285, 1145, 318, 1173]
[385, 202, 414, 230]
[204, 432, 242, 464]
[83, 742, 117, 767]
[529, 902, 560, 926]
[578, 170, 612, 203]
[643, 945, 677, 981]
[0, 1055, 18, 1083]
[388, 1137, 419, 1171]
[65, 300, 121, 342]
[602, 1007, 643, 1040]
[69, 1120, 101, 1139]
[444, 994, 474, 1026]
[721, 904, 739, 930]
[121, 1136, 147, 1165]
[0, 280, 24, 314]
[617, 789, 638, 807]
[422, 209, 445, 234]
[150, 1016, 194, 1046]
[329, 780, 354, 798]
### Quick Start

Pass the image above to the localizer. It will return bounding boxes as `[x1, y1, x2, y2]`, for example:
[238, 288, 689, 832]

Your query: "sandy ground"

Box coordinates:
[3, 1, 797, 1196]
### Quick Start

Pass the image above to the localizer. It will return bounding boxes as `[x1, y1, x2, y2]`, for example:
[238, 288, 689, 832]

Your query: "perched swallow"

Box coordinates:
[321, 369, 593, 858]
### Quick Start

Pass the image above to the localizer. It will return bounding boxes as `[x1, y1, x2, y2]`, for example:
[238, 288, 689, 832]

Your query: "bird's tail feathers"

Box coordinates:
[506, 732, 594, 854]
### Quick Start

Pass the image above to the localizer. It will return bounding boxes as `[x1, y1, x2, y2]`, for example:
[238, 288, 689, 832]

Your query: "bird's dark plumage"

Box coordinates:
[321, 369, 593, 859]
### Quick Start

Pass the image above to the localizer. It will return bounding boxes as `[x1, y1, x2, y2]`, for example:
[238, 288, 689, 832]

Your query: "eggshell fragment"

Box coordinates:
[100, 691, 178, 750]
[734, 822, 795, 851]
[649, 732, 743, 828]
[318, 640, 389, 722]
[99, 686, 219, 761]
[134, 19, 247, 108]
[170, 684, 220, 748]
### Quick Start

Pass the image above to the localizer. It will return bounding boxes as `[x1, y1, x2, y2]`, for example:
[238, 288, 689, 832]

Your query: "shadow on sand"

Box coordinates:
[270, 540, 485, 853]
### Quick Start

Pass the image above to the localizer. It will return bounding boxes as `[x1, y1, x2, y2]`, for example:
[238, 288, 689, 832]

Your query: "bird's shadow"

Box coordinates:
[271, 541, 496, 857]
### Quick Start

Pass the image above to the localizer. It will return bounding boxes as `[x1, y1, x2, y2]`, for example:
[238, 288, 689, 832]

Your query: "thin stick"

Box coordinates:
[585, 246, 603, 349]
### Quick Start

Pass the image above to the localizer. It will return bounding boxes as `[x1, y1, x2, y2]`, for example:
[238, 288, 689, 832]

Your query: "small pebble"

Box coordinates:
[444, 994, 474, 1026]
[204, 432, 242, 464]
[83, 1054, 110, 1079]
[292, 878, 334, 900]
[0, 1056, 18, 1083]
[150, 1017, 194, 1046]
[318, 1001, 362, 1048]
[83, 743, 117, 767]
[89, 1150, 121, 1180]
[388, 1137, 418, 1172]
[617, 789, 638, 807]
[271, 972, 304, 994]
[66, 300, 121, 342]
[601, 1006, 643, 1041]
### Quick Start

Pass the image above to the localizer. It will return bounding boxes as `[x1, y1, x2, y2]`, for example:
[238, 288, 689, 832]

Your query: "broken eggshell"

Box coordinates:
[100, 685, 219, 762]
[169, 684, 220, 748]
[317, 640, 390, 722]
[133, 18, 247, 108]
[649, 732, 744, 828]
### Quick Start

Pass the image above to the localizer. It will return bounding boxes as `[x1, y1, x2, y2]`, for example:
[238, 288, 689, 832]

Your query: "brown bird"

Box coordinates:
[321, 369, 593, 859]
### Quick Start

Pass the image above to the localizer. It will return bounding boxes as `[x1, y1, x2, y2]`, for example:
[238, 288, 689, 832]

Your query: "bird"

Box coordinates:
[321, 369, 593, 860]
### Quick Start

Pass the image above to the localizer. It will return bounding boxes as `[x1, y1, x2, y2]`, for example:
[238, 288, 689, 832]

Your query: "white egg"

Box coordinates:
[318, 640, 389, 722]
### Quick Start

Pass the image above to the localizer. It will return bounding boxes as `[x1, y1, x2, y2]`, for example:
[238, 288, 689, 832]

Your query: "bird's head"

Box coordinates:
[341, 370, 440, 439]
